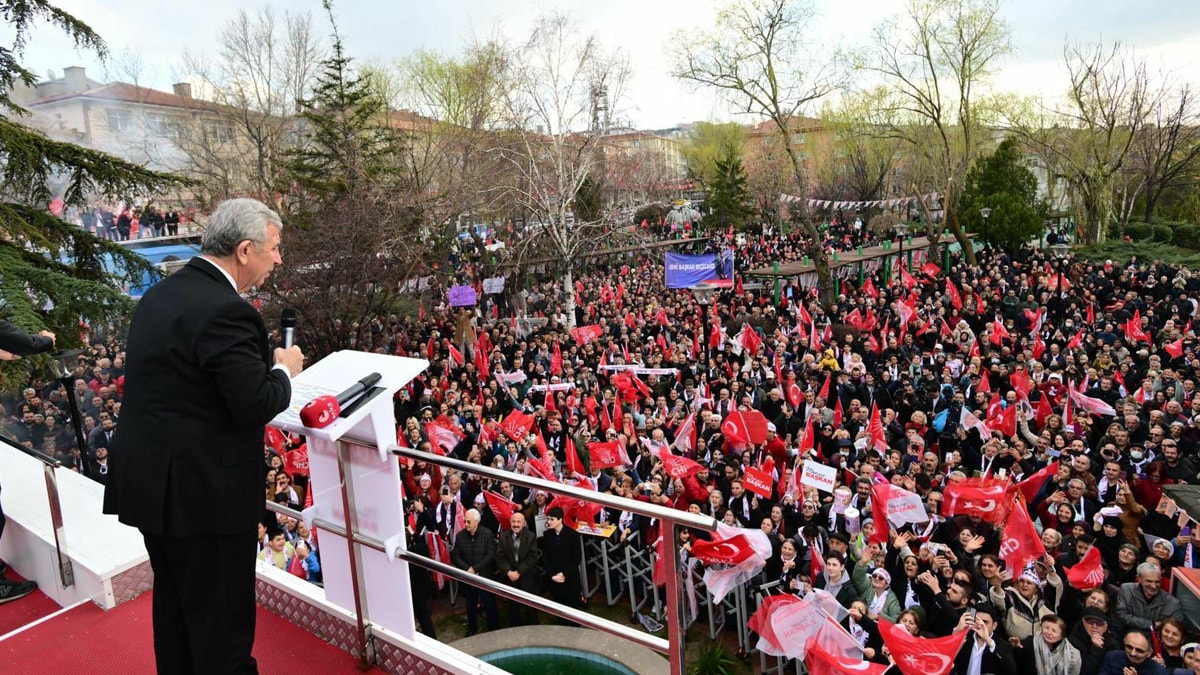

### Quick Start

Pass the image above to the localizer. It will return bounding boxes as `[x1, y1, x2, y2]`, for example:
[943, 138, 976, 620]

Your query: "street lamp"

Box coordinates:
[980, 207, 992, 250]
[48, 349, 91, 477]
[690, 284, 717, 365]
[895, 222, 909, 280]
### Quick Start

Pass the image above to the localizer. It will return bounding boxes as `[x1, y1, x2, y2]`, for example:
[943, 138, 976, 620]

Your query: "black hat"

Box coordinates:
[546, 507, 565, 519]
[1081, 607, 1108, 623]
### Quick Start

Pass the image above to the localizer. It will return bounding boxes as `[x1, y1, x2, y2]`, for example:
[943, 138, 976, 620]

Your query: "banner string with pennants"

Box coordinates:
[780, 193, 941, 211]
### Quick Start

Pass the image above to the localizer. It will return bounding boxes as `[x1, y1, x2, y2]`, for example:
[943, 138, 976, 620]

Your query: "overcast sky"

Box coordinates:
[10, 0, 1200, 129]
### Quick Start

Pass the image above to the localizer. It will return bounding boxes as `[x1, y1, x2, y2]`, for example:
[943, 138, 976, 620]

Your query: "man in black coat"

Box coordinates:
[451, 508, 499, 635]
[495, 511, 540, 626]
[0, 319, 55, 604]
[952, 605, 1016, 675]
[539, 506, 582, 623]
[102, 198, 303, 675]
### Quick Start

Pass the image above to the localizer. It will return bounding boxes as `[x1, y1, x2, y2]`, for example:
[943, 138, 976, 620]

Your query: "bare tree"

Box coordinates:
[1132, 84, 1200, 223]
[672, 0, 846, 305]
[491, 13, 632, 325]
[1007, 42, 1156, 243]
[867, 0, 1011, 263]
[176, 7, 324, 205]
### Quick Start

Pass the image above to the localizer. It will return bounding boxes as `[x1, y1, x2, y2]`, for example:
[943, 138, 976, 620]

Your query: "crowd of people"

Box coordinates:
[4, 216, 1200, 674]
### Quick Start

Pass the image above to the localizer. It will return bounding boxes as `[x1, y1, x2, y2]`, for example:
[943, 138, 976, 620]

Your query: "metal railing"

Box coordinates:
[266, 435, 718, 675]
[0, 435, 74, 588]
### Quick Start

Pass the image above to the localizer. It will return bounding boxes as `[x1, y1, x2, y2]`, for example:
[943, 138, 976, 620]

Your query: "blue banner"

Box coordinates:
[664, 250, 734, 289]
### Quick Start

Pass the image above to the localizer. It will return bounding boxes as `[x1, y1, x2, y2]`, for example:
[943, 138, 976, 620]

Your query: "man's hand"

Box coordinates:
[507, 570, 520, 582]
[274, 345, 304, 377]
[467, 566, 475, 575]
[0, 349, 20, 361]
[38, 330, 56, 346]
[552, 572, 565, 584]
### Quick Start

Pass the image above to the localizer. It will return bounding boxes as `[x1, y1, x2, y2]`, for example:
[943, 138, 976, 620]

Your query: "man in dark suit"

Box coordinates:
[103, 198, 303, 675]
[952, 605, 1016, 675]
[540, 506, 582, 623]
[0, 319, 56, 604]
[496, 511, 540, 626]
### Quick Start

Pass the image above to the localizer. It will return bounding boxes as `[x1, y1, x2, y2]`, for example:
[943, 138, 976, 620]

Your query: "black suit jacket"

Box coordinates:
[953, 635, 1016, 675]
[496, 527, 540, 592]
[0, 319, 54, 356]
[103, 258, 291, 536]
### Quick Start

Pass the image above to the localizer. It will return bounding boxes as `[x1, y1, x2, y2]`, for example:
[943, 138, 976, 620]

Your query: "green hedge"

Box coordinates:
[1125, 220, 1200, 247]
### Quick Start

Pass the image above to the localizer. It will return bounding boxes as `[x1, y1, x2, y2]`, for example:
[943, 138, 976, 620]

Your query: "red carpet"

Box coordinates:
[0, 569, 60, 637]
[0, 591, 368, 674]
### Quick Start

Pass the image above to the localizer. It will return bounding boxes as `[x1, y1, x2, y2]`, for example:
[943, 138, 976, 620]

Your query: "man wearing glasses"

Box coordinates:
[1096, 629, 1171, 675]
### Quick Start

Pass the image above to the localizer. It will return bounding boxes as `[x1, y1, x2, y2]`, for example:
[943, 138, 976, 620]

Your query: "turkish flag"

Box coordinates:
[483, 491, 519, 531]
[786, 373, 804, 409]
[499, 410, 535, 441]
[569, 324, 604, 345]
[671, 412, 697, 455]
[743, 466, 774, 498]
[999, 498, 1046, 574]
[942, 479, 1013, 523]
[921, 261, 941, 278]
[721, 409, 769, 445]
[1067, 328, 1085, 350]
[1016, 460, 1059, 504]
[550, 342, 563, 375]
[425, 420, 464, 455]
[879, 618, 965, 675]
[265, 426, 287, 453]
[1065, 545, 1106, 590]
[797, 416, 815, 458]
[818, 373, 832, 402]
[1035, 394, 1054, 430]
[739, 323, 763, 354]
[806, 640, 888, 675]
[446, 340, 464, 366]
[690, 534, 757, 566]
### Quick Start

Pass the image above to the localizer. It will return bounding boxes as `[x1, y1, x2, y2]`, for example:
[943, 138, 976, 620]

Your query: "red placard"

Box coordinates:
[743, 466, 774, 498]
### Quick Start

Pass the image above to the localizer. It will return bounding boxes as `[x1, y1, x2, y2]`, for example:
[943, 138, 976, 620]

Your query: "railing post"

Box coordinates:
[662, 521, 686, 675]
[42, 464, 73, 588]
[334, 440, 375, 669]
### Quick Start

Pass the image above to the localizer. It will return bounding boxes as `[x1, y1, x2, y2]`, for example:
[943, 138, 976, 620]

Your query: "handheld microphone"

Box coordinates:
[281, 308, 298, 349]
[300, 372, 383, 429]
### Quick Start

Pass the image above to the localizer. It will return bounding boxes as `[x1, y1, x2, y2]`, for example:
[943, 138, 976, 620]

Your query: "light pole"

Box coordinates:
[980, 207, 992, 250]
[691, 284, 717, 366]
[895, 222, 909, 280]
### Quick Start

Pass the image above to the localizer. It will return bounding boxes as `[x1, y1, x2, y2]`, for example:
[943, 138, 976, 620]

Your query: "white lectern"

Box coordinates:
[271, 350, 428, 640]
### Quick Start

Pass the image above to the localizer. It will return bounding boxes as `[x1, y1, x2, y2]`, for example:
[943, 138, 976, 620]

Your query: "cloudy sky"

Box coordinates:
[12, 0, 1200, 129]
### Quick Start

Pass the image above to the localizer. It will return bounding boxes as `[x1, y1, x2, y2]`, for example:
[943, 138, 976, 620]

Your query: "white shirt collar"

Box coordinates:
[197, 256, 238, 292]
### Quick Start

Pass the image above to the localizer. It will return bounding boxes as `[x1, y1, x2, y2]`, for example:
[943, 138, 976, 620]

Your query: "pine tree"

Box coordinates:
[0, 2, 184, 366]
[271, 1, 422, 358]
[707, 152, 752, 231]
[960, 139, 1048, 250]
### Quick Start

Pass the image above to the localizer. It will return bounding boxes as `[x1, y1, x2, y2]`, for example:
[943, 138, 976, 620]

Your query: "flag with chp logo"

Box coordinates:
[879, 617, 966, 675]
[587, 440, 630, 470]
[569, 324, 604, 345]
[998, 497, 1046, 574]
[941, 479, 1013, 523]
[653, 445, 704, 479]
[869, 483, 926, 545]
[1064, 545, 1106, 590]
[498, 410, 535, 441]
[748, 589, 853, 660]
[482, 491, 519, 531]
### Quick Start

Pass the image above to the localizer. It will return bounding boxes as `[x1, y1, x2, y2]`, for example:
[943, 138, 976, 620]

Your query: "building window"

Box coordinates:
[792, 132, 807, 145]
[204, 122, 236, 143]
[107, 110, 132, 133]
